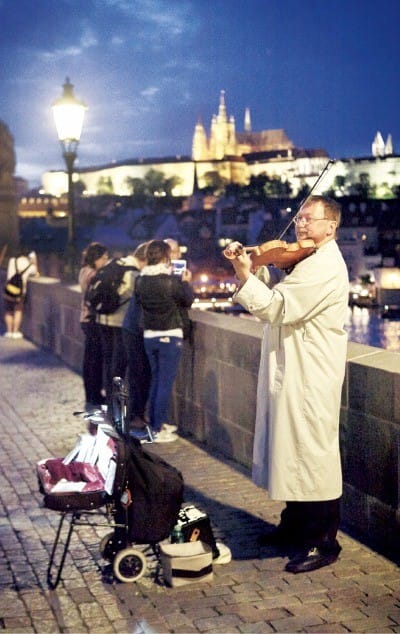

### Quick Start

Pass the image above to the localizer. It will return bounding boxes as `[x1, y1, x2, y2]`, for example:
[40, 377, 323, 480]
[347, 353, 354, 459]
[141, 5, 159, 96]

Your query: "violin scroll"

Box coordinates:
[223, 242, 245, 260]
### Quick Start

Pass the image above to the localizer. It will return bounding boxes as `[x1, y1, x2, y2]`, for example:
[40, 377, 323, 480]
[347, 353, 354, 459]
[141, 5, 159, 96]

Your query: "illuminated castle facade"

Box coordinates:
[41, 91, 398, 200]
[192, 90, 294, 161]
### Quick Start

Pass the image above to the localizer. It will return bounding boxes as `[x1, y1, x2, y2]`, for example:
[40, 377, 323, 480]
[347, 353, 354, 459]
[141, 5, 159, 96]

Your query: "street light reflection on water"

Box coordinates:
[345, 306, 400, 353]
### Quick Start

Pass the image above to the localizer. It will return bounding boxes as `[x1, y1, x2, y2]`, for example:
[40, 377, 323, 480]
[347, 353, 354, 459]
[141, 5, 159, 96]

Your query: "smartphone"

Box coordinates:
[171, 259, 187, 276]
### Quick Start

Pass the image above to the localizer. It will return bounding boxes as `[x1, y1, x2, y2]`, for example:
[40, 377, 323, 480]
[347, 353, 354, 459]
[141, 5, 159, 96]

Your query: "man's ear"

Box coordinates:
[327, 220, 337, 236]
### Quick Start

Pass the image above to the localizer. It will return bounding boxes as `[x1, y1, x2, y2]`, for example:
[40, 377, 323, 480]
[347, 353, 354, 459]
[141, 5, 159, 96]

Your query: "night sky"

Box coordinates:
[1, 0, 399, 187]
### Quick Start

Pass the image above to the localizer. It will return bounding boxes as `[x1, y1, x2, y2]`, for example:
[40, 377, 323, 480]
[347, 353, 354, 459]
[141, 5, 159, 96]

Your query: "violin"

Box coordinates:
[223, 238, 316, 269]
[222, 159, 334, 271]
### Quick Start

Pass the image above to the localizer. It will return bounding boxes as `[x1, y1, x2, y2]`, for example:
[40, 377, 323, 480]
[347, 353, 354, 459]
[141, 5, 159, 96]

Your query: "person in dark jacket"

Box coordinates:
[78, 242, 108, 409]
[135, 240, 194, 443]
[122, 242, 151, 429]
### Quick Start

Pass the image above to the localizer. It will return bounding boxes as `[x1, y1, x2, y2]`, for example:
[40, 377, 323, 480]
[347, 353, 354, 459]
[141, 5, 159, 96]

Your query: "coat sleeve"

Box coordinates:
[235, 243, 348, 326]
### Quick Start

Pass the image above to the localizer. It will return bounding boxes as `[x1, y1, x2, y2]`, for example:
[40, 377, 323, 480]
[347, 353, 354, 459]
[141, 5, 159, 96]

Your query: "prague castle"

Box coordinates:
[41, 91, 398, 200]
[192, 90, 294, 160]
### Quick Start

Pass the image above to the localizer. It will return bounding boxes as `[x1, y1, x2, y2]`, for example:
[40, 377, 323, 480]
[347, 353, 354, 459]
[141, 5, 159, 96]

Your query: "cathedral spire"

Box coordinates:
[385, 133, 394, 155]
[244, 107, 251, 132]
[218, 90, 227, 122]
[372, 131, 385, 157]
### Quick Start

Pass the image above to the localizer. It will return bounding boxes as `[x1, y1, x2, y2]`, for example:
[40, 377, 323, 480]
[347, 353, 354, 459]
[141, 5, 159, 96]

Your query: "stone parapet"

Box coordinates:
[19, 276, 400, 556]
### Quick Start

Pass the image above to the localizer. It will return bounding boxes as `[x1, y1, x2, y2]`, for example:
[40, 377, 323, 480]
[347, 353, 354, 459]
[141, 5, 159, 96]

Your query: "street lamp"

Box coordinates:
[52, 77, 87, 277]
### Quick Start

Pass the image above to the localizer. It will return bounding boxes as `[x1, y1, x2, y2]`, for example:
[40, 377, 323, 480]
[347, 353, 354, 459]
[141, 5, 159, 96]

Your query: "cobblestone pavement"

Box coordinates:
[0, 337, 399, 634]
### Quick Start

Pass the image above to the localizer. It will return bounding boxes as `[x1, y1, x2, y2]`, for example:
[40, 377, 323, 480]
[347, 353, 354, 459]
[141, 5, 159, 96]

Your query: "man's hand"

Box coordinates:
[223, 241, 252, 284]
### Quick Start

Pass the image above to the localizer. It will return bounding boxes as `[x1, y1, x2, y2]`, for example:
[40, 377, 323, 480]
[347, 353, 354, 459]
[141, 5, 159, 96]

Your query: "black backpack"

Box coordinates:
[4, 259, 31, 302]
[84, 259, 137, 316]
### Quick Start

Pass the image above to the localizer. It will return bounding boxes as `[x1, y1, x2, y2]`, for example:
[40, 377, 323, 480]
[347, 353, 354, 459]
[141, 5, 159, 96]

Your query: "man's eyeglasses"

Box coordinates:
[293, 216, 329, 226]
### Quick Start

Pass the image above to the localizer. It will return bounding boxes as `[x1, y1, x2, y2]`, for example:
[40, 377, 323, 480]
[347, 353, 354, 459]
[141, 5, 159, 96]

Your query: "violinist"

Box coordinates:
[225, 195, 349, 574]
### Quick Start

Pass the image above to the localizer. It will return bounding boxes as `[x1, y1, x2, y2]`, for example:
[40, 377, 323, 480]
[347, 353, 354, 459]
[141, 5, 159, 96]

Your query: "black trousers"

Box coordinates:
[122, 329, 151, 422]
[280, 498, 341, 550]
[81, 321, 104, 407]
[99, 325, 127, 407]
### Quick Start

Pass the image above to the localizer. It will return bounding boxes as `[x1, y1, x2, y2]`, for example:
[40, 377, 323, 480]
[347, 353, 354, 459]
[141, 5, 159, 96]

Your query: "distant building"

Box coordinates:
[372, 131, 394, 157]
[0, 120, 19, 253]
[40, 92, 399, 201]
[192, 90, 295, 160]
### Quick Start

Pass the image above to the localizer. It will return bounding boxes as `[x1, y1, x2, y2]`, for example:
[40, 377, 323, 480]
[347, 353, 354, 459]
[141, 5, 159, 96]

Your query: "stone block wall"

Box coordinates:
[23, 278, 84, 372]
[18, 276, 400, 556]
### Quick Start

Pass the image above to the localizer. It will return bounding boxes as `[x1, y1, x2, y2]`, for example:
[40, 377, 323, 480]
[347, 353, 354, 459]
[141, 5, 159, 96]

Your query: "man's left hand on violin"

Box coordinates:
[223, 241, 253, 283]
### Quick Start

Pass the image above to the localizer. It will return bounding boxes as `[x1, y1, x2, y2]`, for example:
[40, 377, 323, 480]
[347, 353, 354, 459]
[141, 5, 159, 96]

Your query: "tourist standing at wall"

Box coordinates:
[3, 250, 39, 339]
[135, 240, 194, 443]
[78, 242, 108, 410]
[95, 254, 138, 410]
[164, 238, 181, 260]
[224, 196, 349, 574]
[122, 242, 151, 429]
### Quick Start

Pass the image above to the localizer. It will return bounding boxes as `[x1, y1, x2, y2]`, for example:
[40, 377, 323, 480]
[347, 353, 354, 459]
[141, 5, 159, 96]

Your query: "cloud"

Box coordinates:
[80, 27, 98, 49]
[111, 35, 125, 46]
[104, 0, 195, 37]
[140, 87, 160, 99]
[37, 26, 98, 62]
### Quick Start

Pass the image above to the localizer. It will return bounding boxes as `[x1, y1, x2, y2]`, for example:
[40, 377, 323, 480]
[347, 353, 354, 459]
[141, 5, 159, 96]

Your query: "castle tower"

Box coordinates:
[192, 117, 208, 161]
[372, 131, 385, 157]
[209, 114, 218, 159]
[209, 90, 236, 159]
[227, 115, 237, 155]
[385, 133, 394, 155]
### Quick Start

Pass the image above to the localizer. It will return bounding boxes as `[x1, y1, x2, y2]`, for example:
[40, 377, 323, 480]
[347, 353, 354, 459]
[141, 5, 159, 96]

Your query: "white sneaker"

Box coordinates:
[163, 423, 178, 433]
[12, 332, 23, 339]
[3, 332, 13, 338]
[153, 429, 177, 443]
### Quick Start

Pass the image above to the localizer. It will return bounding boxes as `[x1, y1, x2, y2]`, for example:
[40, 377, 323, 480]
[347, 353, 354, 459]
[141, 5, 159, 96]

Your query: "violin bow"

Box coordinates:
[277, 159, 335, 239]
[0, 244, 8, 268]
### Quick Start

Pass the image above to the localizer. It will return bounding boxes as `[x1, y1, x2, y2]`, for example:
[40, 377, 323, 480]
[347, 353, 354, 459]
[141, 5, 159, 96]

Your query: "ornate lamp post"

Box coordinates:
[52, 78, 87, 277]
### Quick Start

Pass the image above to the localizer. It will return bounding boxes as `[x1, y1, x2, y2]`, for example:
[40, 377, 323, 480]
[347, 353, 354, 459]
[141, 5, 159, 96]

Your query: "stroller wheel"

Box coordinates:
[113, 547, 147, 582]
[99, 532, 115, 559]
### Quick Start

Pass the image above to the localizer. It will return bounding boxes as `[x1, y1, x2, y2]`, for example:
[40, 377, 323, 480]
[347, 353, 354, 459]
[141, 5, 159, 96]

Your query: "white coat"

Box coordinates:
[235, 240, 349, 501]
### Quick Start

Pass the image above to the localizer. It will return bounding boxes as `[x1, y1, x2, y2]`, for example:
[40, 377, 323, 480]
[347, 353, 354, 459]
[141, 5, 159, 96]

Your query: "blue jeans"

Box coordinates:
[144, 336, 183, 432]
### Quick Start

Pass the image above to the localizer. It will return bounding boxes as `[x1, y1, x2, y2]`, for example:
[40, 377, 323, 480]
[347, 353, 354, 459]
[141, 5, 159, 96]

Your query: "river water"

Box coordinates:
[345, 306, 400, 353]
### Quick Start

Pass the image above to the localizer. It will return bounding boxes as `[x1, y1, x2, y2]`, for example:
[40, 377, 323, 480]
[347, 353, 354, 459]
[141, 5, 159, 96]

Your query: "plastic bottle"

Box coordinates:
[171, 523, 185, 543]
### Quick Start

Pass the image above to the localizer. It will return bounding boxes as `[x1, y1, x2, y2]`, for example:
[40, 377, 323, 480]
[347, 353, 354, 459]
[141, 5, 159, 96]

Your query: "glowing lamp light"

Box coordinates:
[52, 78, 87, 149]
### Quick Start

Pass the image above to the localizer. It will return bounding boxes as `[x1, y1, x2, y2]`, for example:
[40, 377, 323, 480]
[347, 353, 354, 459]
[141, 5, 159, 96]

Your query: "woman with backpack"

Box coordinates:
[3, 250, 39, 339]
[79, 242, 109, 410]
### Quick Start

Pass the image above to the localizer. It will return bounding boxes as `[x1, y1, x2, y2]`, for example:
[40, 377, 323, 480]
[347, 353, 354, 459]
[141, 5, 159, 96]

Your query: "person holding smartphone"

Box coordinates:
[135, 240, 194, 442]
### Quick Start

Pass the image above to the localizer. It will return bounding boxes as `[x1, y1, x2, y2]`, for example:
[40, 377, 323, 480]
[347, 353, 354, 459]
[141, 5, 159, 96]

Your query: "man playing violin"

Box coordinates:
[224, 195, 349, 574]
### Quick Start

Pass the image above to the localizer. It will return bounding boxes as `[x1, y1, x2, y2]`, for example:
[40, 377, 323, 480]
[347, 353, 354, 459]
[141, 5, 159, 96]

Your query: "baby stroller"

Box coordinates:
[37, 377, 184, 588]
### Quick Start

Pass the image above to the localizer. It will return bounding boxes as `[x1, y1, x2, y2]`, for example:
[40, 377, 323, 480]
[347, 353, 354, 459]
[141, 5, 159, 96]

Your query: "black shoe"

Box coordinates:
[285, 544, 341, 574]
